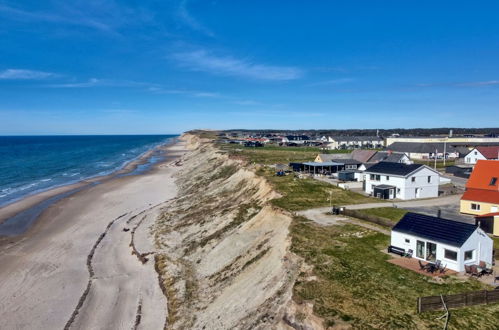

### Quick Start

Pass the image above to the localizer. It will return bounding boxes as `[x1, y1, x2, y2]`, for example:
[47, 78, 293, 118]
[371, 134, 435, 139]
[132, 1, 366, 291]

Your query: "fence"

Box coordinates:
[418, 290, 499, 313]
[341, 209, 394, 228]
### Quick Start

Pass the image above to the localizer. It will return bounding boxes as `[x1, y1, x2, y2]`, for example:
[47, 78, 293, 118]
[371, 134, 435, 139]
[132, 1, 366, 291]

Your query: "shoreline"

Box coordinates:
[0, 138, 187, 329]
[0, 137, 178, 235]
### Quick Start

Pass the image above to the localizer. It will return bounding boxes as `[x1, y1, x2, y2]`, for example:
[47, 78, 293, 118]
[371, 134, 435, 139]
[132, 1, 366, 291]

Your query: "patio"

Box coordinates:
[387, 255, 457, 277]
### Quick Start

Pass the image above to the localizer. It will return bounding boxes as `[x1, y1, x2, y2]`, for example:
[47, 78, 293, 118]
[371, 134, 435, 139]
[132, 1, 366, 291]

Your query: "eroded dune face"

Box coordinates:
[153, 135, 302, 330]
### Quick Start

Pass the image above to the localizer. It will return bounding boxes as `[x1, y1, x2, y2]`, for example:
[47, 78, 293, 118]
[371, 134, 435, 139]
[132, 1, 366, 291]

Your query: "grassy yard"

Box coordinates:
[356, 207, 408, 224]
[493, 237, 499, 250]
[257, 167, 379, 211]
[413, 159, 456, 169]
[291, 217, 498, 329]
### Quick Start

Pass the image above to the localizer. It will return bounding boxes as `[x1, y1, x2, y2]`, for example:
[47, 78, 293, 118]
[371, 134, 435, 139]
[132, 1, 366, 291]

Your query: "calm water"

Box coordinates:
[0, 135, 177, 207]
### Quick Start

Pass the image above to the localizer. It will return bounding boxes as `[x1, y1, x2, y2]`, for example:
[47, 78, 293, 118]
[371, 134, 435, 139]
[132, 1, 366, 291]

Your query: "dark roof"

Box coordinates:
[374, 184, 396, 189]
[388, 142, 458, 153]
[365, 162, 425, 176]
[330, 158, 361, 165]
[368, 151, 407, 163]
[392, 212, 477, 247]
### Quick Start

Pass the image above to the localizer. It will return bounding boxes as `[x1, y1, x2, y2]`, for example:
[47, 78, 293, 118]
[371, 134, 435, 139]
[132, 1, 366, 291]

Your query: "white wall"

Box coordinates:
[391, 228, 493, 272]
[464, 149, 486, 164]
[364, 166, 439, 200]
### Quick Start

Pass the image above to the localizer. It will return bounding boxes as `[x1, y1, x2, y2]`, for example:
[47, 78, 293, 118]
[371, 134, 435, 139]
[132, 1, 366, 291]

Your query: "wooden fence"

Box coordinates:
[341, 209, 394, 228]
[418, 290, 499, 313]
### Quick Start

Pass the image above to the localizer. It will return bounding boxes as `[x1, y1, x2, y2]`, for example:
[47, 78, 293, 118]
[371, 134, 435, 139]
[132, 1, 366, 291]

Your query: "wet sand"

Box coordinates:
[0, 140, 187, 329]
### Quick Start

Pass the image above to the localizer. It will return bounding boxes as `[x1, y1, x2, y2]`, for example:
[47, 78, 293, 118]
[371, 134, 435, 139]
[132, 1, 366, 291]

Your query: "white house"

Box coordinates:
[364, 162, 440, 200]
[390, 212, 493, 272]
[464, 146, 499, 164]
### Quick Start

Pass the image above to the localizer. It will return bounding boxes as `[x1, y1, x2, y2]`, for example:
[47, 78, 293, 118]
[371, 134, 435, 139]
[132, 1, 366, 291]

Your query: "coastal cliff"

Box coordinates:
[154, 134, 308, 329]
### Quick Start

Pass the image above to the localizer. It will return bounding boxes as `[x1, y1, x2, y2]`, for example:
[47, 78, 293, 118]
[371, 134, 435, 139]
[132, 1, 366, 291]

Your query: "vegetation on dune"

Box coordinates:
[290, 217, 497, 329]
[187, 130, 499, 329]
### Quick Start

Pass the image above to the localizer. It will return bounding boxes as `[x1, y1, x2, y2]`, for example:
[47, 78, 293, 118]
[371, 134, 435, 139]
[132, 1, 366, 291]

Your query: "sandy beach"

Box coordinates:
[0, 140, 187, 329]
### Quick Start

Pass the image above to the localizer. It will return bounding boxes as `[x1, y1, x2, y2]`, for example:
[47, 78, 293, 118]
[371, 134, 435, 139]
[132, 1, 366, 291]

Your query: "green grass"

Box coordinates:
[356, 207, 408, 224]
[413, 159, 456, 169]
[257, 167, 379, 211]
[493, 237, 499, 250]
[291, 217, 498, 329]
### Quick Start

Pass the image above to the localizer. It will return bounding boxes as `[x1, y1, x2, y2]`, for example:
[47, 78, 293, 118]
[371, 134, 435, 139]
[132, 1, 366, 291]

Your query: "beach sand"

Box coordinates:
[0, 141, 186, 329]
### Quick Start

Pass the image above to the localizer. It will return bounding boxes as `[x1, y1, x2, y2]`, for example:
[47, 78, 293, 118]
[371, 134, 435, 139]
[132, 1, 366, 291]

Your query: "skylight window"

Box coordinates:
[490, 177, 498, 186]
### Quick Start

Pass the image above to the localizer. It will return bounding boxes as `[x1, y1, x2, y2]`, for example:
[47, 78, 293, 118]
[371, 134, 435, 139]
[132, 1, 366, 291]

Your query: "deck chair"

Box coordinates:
[439, 264, 447, 274]
[418, 260, 426, 270]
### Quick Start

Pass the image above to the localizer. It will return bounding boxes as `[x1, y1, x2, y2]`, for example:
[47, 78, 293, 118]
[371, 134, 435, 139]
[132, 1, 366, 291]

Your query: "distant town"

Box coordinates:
[212, 128, 499, 291]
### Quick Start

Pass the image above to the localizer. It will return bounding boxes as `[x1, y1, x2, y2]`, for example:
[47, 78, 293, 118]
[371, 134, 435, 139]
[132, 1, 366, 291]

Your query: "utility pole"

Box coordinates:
[434, 149, 438, 170]
[443, 138, 447, 168]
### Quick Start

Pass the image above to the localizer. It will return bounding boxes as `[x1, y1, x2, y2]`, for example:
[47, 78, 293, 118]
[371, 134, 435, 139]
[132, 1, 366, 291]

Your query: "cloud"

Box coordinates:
[46, 78, 151, 88]
[232, 100, 261, 106]
[171, 49, 304, 81]
[0, 69, 57, 80]
[455, 80, 499, 87]
[308, 78, 355, 86]
[414, 80, 499, 88]
[0, 3, 114, 32]
[148, 87, 222, 98]
[177, 0, 214, 37]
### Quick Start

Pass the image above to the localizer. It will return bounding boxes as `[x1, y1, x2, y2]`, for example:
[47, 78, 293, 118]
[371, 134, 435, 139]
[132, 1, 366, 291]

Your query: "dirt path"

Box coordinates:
[297, 208, 390, 235]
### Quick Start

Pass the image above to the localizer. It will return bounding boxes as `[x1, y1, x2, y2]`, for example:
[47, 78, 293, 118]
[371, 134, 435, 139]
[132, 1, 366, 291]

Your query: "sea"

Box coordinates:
[0, 135, 177, 207]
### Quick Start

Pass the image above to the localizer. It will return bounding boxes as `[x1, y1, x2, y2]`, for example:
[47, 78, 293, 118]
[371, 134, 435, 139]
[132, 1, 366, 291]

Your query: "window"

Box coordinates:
[416, 241, 425, 258]
[397, 188, 401, 194]
[444, 249, 457, 261]
[405, 238, 410, 243]
[490, 177, 498, 186]
[386, 176, 390, 180]
[427, 176, 431, 183]
[474, 151, 478, 155]
[411, 177, 416, 182]
[471, 203, 481, 211]
[370, 174, 375, 180]
[376, 174, 380, 181]
[464, 250, 474, 261]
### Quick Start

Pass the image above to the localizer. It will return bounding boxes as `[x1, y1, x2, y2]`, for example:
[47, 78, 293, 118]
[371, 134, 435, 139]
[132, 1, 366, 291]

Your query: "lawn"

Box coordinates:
[291, 217, 498, 329]
[356, 207, 408, 224]
[493, 237, 499, 250]
[257, 167, 379, 211]
[413, 159, 456, 169]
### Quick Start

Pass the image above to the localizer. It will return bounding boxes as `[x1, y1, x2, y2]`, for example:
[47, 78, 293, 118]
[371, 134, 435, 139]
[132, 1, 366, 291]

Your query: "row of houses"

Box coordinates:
[296, 150, 442, 200]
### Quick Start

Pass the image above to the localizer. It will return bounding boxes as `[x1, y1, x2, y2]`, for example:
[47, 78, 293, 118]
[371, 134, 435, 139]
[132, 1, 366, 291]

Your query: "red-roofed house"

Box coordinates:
[464, 146, 499, 164]
[460, 160, 499, 216]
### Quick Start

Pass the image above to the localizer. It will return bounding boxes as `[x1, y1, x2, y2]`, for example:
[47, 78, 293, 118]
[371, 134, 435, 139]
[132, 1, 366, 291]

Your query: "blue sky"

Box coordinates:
[1, 1, 499, 134]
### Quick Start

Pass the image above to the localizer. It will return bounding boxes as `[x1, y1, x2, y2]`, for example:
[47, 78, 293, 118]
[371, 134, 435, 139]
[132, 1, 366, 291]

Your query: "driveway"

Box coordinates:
[300, 194, 474, 226]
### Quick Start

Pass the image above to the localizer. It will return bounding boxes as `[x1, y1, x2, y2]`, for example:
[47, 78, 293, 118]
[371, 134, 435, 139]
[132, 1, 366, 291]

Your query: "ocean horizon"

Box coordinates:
[0, 134, 177, 207]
